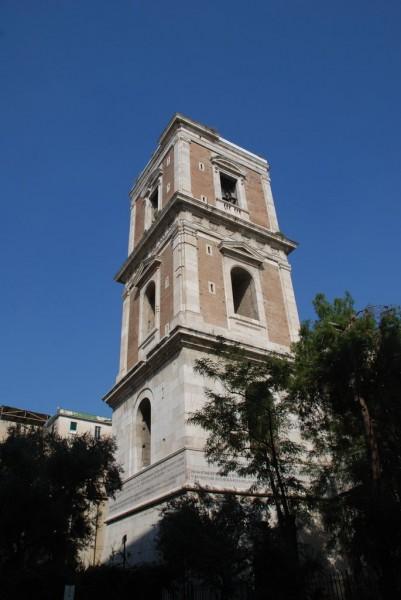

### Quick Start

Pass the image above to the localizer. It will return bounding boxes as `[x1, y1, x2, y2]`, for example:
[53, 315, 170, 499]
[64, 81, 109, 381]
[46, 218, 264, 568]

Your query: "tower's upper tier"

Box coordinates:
[124, 113, 295, 260]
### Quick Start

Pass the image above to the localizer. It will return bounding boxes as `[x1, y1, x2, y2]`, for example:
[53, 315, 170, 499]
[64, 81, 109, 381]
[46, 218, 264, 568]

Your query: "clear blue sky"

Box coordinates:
[1, 1, 400, 417]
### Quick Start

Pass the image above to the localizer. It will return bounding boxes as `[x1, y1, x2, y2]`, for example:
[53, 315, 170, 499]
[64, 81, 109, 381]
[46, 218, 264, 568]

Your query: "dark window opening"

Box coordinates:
[137, 399, 151, 469]
[143, 281, 156, 335]
[70, 421, 77, 432]
[231, 267, 259, 320]
[94, 426, 101, 440]
[220, 173, 238, 204]
[150, 188, 159, 221]
[245, 382, 273, 450]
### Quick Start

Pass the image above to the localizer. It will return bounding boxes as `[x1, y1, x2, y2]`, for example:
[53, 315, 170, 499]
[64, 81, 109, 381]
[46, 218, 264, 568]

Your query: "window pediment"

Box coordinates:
[139, 166, 163, 197]
[218, 241, 264, 267]
[210, 155, 246, 179]
[131, 256, 161, 289]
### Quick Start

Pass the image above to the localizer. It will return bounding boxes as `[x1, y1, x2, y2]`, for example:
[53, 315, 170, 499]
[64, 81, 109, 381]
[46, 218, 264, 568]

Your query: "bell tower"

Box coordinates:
[103, 114, 299, 563]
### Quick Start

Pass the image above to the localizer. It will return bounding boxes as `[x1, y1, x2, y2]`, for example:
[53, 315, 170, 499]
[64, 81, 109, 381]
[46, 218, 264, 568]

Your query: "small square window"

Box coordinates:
[198, 162, 205, 171]
[95, 426, 101, 440]
[70, 421, 77, 432]
[208, 281, 216, 294]
[201, 195, 208, 203]
[206, 244, 213, 256]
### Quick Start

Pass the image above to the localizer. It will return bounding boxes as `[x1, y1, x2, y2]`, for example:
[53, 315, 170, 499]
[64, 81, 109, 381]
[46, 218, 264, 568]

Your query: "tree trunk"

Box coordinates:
[357, 395, 381, 491]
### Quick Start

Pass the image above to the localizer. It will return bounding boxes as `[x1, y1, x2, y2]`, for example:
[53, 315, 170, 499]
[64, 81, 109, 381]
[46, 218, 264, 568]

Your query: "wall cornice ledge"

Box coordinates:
[115, 192, 298, 284]
[103, 326, 290, 409]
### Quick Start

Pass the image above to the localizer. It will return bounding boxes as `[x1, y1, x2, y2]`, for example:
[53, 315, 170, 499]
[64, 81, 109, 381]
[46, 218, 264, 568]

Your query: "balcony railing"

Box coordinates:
[215, 197, 249, 221]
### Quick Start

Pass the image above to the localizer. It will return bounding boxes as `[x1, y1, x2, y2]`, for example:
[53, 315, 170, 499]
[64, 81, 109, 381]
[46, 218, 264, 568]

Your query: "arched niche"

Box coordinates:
[231, 266, 259, 320]
[136, 398, 151, 469]
[143, 281, 156, 336]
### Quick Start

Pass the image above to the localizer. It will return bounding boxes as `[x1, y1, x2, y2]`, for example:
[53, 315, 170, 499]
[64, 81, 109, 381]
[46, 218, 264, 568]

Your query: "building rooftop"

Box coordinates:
[0, 405, 50, 427]
[46, 407, 112, 428]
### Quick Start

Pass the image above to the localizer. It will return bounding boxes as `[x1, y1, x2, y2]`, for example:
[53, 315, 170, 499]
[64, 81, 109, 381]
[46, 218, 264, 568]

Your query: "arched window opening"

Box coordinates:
[245, 382, 274, 452]
[231, 267, 259, 320]
[143, 282, 156, 335]
[137, 398, 151, 469]
[149, 188, 159, 222]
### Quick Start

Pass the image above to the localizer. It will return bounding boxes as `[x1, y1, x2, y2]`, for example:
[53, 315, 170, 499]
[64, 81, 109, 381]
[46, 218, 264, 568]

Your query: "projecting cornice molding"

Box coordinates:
[218, 241, 264, 267]
[130, 255, 162, 289]
[159, 113, 220, 147]
[115, 192, 298, 284]
[103, 326, 288, 409]
[210, 154, 246, 178]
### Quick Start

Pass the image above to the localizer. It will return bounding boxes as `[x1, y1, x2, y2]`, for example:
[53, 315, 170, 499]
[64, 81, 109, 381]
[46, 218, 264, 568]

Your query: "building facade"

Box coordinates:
[103, 114, 299, 564]
[45, 408, 112, 566]
[46, 407, 112, 440]
[0, 404, 112, 566]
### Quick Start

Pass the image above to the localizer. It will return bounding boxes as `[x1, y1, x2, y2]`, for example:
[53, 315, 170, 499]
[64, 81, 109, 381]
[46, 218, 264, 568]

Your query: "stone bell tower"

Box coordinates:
[103, 114, 299, 563]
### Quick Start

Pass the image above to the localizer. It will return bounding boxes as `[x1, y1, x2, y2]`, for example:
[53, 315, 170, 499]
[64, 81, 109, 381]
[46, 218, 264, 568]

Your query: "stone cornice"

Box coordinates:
[159, 113, 220, 147]
[103, 326, 289, 409]
[115, 192, 298, 284]
[105, 478, 271, 525]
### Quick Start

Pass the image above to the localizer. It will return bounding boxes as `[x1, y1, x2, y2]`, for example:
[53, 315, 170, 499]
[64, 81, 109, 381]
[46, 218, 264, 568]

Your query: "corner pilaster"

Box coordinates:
[174, 135, 192, 195]
[261, 173, 279, 232]
[172, 223, 200, 317]
[117, 289, 130, 381]
[279, 264, 300, 343]
[128, 203, 136, 254]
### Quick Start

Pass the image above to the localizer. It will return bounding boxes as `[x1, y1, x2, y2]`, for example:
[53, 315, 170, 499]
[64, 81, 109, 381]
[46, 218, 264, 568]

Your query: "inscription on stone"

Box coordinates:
[109, 452, 186, 517]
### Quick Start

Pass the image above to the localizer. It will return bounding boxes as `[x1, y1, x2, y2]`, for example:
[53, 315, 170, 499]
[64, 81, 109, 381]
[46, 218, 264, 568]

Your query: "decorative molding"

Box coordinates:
[131, 256, 162, 289]
[218, 240, 265, 267]
[159, 114, 219, 147]
[141, 166, 163, 198]
[103, 325, 292, 409]
[210, 154, 247, 179]
[115, 192, 297, 284]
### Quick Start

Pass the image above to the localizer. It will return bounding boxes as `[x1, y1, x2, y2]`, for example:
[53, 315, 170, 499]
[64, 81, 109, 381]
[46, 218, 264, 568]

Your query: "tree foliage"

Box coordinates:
[0, 427, 122, 579]
[158, 491, 271, 598]
[158, 491, 323, 600]
[189, 295, 401, 596]
[190, 342, 305, 573]
[290, 294, 401, 596]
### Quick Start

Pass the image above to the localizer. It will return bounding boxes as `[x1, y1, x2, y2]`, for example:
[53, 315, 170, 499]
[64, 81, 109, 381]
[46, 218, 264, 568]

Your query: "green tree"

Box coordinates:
[290, 294, 401, 597]
[158, 491, 269, 599]
[0, 427, 122, 580]
[190, 343, 305, 576]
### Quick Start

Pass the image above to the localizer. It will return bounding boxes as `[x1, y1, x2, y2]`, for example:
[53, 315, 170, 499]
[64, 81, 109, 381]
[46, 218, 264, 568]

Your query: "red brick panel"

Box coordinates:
[261, 263, 290, 346]
[198, 239, 227, 327]
[190, 142, 215, 205]
[160, 244, 173, 336]
[127, 289, 140, 370]
[134, 197, 145, 248]
[245, 169, 270, 229]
